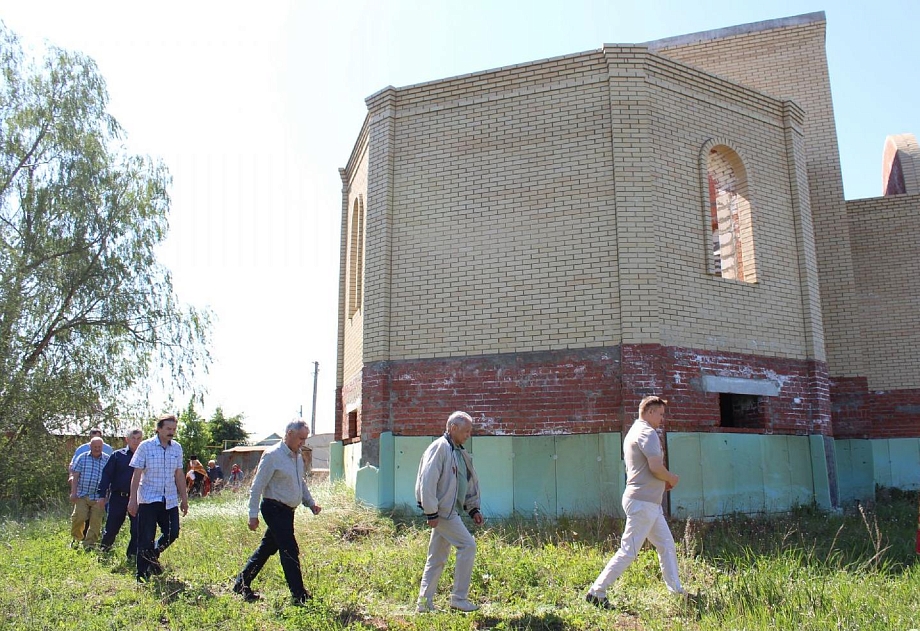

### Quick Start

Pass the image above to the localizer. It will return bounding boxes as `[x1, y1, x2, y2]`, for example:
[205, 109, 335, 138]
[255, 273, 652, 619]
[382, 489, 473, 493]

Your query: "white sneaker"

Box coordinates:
[415, 597, 436, 613]
[449, 598, 480, 612]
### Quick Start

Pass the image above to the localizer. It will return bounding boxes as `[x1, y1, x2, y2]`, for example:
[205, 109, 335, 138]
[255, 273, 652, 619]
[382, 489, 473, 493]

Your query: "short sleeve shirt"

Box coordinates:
[622, 418, 666, 504]
[130, 436, 184, 509]
[73, 452, 110, 500]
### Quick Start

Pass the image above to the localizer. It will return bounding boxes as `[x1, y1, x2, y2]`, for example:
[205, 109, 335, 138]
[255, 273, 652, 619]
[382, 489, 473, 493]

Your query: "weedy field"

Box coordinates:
[0, 481, 917, 630]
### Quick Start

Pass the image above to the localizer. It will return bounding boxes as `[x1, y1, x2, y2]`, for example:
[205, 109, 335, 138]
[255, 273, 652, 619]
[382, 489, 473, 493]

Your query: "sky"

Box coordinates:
[2, 0, 917, 440]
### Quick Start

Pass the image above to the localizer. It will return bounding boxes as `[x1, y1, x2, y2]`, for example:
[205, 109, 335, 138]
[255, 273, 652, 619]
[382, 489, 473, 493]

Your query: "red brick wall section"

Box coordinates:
[360, 361, 391, 441]
[623, 345, 832, 436]
[334, 386, 343, 441]
[337, 370, 363, 443]
[830, 376, 871, 438]
[884, 154, 907, 196]
[831, 376, 920, 438]
[350, 344, 920, 445]
[865, 389, 920, 438]
[357, 345, 837, 442]
[365, 348, 624, 437]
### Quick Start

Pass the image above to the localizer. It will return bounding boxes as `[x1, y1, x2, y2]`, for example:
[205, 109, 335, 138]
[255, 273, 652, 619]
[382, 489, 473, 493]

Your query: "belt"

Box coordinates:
[262, 497, 294, 511]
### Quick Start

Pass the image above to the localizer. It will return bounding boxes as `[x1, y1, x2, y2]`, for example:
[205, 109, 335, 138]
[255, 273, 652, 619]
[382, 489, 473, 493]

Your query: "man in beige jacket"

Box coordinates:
[415, 411, 483, 613]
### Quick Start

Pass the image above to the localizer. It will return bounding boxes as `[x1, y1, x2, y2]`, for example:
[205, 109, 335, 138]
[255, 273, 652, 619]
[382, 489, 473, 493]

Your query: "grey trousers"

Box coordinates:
[418, 513, 477, 601]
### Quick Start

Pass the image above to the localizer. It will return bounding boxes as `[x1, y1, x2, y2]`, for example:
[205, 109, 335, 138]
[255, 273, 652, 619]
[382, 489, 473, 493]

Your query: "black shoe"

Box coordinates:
[292, 591, 312, 606]
[233, 580, 261, 603]
[586, 593, 615, 610]
[148, 558, 164, 575]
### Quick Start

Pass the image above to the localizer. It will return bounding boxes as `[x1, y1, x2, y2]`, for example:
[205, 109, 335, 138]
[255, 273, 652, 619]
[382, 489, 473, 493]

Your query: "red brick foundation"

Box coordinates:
[340, 345, 839, 455]
[831, 376, 920, 438]
[339, 344, 920, 461]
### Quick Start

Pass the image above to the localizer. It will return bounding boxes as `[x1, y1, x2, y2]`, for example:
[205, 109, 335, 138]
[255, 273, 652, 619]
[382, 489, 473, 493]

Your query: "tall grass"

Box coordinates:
[0, 482, 917, 630]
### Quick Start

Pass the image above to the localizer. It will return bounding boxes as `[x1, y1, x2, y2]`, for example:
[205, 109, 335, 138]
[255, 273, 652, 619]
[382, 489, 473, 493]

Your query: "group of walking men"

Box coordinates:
[68, 416, 220, 579]
[70, 396, 689, 611]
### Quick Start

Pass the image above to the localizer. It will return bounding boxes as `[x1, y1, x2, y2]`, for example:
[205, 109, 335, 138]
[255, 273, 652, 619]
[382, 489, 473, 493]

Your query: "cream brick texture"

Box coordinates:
[386, 52, 620, 359]
[651, 12, 860, 375]
[847, 193, 920, 389]
[339, 43, 824, 365]
[339, 123, 369, 386]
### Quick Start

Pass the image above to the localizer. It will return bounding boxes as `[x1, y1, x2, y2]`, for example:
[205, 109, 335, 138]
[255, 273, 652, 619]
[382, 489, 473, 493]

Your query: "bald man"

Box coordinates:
[70, 437, 110, 549]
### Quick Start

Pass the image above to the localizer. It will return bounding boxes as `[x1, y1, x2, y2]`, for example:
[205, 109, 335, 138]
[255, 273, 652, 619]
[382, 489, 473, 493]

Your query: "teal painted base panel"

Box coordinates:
[338, 433, 918, 519]
[836, 437, 920, 506]
[329, 441, 344, 482]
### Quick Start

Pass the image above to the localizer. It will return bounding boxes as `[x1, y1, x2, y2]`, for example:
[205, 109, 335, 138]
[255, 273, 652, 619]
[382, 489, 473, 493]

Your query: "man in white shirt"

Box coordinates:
[233, 419, 322, 605]
[128, 414, 188, 581]
[586, 396, 687, 609]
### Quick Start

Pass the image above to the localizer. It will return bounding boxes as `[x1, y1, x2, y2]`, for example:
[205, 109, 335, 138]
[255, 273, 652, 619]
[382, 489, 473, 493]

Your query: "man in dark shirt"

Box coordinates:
[97, 428, 143, 559]
[207, 460, 225, 493]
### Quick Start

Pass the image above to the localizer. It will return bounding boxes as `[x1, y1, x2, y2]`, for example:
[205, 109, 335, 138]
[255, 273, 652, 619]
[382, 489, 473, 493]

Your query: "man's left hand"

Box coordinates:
[180, 498, 189, 516]
[473, 512, 484, 526]
[310, 504, 322, 515]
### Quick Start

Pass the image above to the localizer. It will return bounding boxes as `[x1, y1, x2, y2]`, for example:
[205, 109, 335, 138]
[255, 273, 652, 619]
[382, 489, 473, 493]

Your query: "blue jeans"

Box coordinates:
[100, 494, 138, 558]
[136, 501, 180, 579]
[237, 499, 307, 599]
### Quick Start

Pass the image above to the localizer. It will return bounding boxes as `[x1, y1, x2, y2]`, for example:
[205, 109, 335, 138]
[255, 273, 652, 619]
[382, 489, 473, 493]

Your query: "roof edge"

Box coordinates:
[645, 11, 826, 51]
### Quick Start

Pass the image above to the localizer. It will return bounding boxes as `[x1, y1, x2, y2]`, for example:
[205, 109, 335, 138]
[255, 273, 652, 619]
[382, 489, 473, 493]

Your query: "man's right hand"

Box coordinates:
[127, 499, 138, 517]
[69, 492, 77, 504]
[426, 517, 439, 528]
[248, 517, 259, 531]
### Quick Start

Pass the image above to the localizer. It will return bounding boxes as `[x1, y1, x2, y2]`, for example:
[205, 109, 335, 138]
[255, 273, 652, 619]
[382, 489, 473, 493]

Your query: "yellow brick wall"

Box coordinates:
[346, 46, 820, 363]
[386, 53, 621, 358]
[640, 52, 810, 358]
[339, 128, 368, 385]
[652, 13, 859, 375]
[847, 194, 920, 389]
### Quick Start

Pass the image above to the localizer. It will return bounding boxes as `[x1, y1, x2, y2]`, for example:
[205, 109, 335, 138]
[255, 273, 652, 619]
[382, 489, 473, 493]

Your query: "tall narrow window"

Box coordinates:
[348, 197, 365, 315]
[706, 145, 757, 283]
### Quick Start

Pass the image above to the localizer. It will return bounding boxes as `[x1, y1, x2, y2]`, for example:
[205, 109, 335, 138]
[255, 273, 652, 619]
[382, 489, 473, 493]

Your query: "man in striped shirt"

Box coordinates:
[70, 437, 110, 549]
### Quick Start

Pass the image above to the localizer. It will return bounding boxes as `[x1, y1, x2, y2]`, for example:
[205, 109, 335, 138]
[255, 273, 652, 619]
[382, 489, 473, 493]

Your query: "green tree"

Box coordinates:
[177, 399, 210, 466]
[0, 24, 211, 501]
[208, 406, 248, 448]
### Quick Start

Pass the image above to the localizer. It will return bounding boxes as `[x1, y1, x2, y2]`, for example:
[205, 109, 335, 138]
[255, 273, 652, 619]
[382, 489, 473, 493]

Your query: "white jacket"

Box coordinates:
[415, 434, 481, 520]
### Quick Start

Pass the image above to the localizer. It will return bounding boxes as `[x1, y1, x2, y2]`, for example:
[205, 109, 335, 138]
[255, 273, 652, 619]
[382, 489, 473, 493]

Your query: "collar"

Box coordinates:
[443, 432, 465, 451]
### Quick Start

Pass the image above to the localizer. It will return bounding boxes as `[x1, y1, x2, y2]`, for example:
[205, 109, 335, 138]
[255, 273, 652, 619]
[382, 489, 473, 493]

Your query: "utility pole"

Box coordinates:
[311, 361, 319, 435]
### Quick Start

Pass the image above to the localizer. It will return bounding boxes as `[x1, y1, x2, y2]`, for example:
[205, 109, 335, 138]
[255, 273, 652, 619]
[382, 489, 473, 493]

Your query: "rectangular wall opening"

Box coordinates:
[719, 393, 764, 429]
[347, 410, 358, 439]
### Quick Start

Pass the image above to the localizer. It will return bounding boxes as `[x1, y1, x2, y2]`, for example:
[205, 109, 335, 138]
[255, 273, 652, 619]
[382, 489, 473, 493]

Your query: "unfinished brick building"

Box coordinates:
[333, 12, 920, 517]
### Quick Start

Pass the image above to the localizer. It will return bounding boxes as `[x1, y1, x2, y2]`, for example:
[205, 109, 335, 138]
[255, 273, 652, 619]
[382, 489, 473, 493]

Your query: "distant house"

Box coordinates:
[218, 433, 312, 479]
[255, 433, 282, 446]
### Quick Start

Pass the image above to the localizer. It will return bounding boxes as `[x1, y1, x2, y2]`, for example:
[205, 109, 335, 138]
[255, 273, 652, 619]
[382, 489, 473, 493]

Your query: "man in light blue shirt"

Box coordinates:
[233, 419, 322, 605]
[128, 414, 188, 581]
[69, 428, 113, 473]
[70, 437, 109, 549]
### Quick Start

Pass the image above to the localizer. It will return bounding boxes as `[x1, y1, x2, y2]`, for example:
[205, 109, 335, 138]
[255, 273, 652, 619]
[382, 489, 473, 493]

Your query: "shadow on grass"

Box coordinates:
[145, 577, 216, 605]
[476, 612, 618, 630]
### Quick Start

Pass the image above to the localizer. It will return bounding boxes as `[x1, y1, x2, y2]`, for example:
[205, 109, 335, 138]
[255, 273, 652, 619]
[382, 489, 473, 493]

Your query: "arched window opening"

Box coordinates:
[706, 145, 756, 283]
[348, 197, 365, 315]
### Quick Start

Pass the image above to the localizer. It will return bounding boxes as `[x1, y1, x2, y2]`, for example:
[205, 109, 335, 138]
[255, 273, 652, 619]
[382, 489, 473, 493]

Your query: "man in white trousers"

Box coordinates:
[586, 395, 688, 609]
[415, 411, 484, 613]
